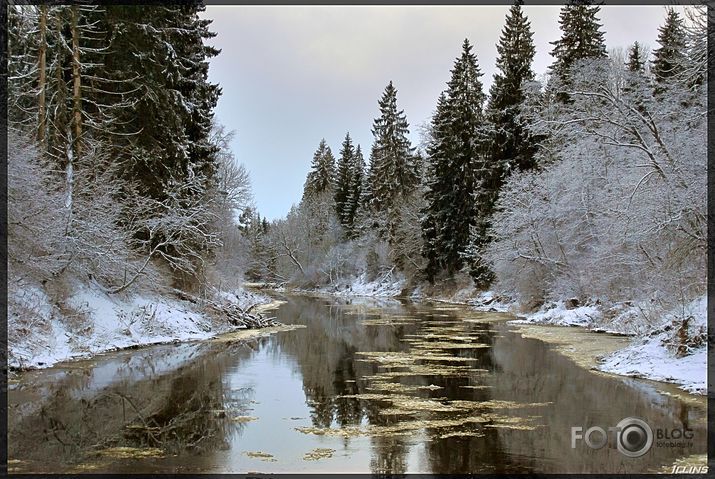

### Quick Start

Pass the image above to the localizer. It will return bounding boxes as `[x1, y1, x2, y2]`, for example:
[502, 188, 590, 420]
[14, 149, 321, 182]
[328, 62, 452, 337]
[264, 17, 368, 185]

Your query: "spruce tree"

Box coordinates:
[367, 81, 417, 239]
[549, 2, 607, 98]
[421, 93, 450, 282]
[626, 41, 646, 72]
[334, 132, 355, 229]
[303, 139, 336, 200]
[101, 5, 221, 203]
[343, 144, 365, 238]
[652, 8, 687, 86]
[422, 39, 488, 279]
[455, 3, 539, 286]
[487, 2, 537, 177]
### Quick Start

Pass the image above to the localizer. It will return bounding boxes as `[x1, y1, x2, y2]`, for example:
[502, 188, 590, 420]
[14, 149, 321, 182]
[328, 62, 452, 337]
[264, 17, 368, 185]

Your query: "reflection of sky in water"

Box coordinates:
[215, 343, 375, 473]
[67, 343, 207, 400]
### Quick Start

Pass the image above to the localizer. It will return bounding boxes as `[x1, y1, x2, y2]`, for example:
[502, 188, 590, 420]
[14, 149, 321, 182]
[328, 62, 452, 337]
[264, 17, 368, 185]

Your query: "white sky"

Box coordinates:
[202, 5, 676, 220]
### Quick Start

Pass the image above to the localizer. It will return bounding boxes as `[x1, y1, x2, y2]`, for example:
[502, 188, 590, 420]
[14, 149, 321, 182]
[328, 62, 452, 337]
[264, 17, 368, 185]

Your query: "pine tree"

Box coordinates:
[367, 81, 417, 240]
[652, 8, 687, 86]
[626, 41, 646, 72]
[422, 39, 488, 279]
[549, 2, 607, 98]
[334, 132, 355, 229]
[303, 139, 336, 200]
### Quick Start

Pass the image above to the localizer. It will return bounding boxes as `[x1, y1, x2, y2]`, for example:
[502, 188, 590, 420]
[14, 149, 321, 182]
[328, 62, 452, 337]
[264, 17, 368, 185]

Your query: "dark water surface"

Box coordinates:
[7, 293, 707, 473]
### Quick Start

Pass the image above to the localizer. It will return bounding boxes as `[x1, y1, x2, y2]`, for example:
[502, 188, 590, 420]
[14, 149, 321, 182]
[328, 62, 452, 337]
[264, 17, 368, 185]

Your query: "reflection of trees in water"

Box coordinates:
[370, 436, 410, 475]
[127, 359, 247, 454]
[276, 296, 512, 474]
[8, 341, 257, 471]
[274, 296, 415, 430]
[482, 330, 708, 474]
[410, 313, 513, 474]
[275, 296, 419, 473]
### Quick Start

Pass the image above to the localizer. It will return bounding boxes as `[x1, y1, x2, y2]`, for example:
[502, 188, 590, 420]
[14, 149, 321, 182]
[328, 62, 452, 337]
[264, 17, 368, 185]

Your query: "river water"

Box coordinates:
[7, 293, 707, 474]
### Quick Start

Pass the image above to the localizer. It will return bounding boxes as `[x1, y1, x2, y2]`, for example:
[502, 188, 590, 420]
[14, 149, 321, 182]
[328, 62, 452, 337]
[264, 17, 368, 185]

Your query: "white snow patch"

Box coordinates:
[319, 272, 406, 298]
[597, 296, 707, 395]
[9, 281, 272, 370]
[508, 296, 707, 395]
[511, 301, 602, 327]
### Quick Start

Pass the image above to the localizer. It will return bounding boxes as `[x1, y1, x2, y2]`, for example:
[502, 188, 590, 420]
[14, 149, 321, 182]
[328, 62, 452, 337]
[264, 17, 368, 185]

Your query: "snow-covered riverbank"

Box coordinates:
[508, 296, 707, 395]
[297, 275, 707, 396]
[316, 271, 407, 298]
[8, 281, 273, 370]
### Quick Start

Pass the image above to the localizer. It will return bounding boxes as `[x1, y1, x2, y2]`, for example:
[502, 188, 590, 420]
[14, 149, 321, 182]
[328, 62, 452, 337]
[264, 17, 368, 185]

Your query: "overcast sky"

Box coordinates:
[202, 5, 674, 220]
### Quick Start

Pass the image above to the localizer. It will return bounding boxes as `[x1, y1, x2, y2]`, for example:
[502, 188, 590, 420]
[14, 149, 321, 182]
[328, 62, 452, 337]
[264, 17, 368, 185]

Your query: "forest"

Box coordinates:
[6, 4, 707, 367]
[240, 4, 707, 336]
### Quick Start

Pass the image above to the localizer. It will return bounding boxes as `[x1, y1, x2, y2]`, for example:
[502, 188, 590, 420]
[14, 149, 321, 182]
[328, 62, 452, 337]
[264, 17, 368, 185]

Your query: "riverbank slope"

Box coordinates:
[8, 280, 275, 370]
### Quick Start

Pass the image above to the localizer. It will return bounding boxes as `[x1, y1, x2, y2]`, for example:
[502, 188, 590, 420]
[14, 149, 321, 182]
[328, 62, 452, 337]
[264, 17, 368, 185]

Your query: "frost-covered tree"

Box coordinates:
[626, 41, 647, 73]
[208, 122, 256, 286]
[343, 144, 366, 238]
[486, 2, 537, 176]
[421, 93, 450, 281]
[487, 58, 706, 320]
[474, 0, 539, 283]
[681, 5, 709, 88]
[334, 132, 355, 229]
[367, 81, 418, 238]
[8, 5, 224, 287]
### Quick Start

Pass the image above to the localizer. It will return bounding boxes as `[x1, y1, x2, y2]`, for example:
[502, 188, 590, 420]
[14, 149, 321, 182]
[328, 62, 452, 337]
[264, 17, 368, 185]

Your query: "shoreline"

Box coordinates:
[272, 284, 706, 400]
[507, 322, 706, 407]
[12, 284, 704, 404]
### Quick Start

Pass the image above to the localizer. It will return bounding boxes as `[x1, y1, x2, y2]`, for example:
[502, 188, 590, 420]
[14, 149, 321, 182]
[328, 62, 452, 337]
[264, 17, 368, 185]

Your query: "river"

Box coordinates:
[7, 293, 707, 474]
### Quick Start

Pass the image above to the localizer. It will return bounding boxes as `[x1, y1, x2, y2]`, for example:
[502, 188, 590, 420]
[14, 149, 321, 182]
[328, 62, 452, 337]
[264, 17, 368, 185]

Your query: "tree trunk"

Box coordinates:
[50, 14, 68, 171]
[70, 5, 82, 161]
[37, 5, 47, 146]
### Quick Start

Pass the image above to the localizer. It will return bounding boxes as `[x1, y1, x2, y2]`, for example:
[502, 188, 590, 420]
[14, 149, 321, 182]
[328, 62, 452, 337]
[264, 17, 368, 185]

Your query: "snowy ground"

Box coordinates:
[596, 297, 707, 395]
[468, 291, 513, 312]
[317, 271, 406, 298]
[509, 296, 707, 395]
[8, 280, 272, 370]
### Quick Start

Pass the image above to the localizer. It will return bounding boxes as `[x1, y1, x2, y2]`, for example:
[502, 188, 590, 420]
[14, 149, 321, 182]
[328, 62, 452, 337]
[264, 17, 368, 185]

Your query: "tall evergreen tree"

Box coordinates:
[487, 2, 537, 178]
[651, 8, 687, 86]
[453, 3, 539, 286]
[303, 138, 336, 200]
[334, 132, 355, 228]
[421, 93, 450, 281]
[626, 41, 646, 72]
[549, 2, 607, 98]
[367, 81, 418, 239]
[7, 5, 225, 283]
[100, 5, 221, 204]
[343, 144, 365, 238]
[422, 39, 488, 280]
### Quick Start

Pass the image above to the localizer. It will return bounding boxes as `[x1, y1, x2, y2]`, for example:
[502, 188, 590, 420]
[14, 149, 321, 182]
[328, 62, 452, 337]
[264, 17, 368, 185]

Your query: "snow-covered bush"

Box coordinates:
[8, 129, 165, 294]
[485, 58, 706, 324]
